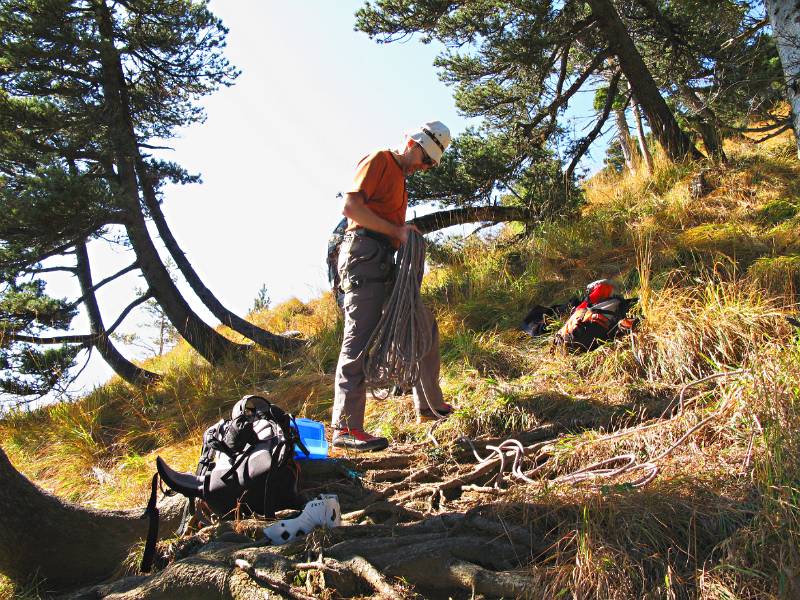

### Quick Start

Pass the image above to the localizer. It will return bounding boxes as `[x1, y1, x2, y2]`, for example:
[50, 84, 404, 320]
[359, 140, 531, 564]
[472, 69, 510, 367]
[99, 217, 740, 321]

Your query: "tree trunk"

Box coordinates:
[134, 161, 300, 354]
[92, 0, 243, 364]
[615, 106, 637, 174]
[632, 99, 654, 175]
[765, 0, 800, 158]
[74, 241, 161, 386]
[679, 84, 727, 163]
[0, 447, 184, 591]
[406, 205, 534, 234]
[586, 0, 702, 161]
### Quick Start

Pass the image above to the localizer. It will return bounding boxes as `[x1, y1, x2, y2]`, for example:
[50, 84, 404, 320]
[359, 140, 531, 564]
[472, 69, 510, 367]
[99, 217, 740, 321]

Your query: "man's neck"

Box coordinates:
[391, 148, 413, 176]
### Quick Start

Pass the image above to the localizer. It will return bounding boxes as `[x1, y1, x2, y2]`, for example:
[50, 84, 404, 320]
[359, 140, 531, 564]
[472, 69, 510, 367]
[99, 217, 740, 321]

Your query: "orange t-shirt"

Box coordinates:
[346, 150, 407, 231]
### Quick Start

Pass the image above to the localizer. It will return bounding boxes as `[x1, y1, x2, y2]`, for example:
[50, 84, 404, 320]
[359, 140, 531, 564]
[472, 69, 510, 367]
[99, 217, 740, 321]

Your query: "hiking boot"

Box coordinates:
[417, 403, 454, 424]
[332, 428, 389, 452]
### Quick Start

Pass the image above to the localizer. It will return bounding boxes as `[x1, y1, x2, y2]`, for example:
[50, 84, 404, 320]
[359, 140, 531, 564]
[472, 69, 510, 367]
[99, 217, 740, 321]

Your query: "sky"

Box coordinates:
[8, 0, 615, 406]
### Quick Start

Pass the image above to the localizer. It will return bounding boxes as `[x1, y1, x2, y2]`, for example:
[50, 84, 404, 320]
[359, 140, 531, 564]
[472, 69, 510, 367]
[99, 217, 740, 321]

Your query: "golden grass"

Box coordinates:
[2, 130, 800, 598]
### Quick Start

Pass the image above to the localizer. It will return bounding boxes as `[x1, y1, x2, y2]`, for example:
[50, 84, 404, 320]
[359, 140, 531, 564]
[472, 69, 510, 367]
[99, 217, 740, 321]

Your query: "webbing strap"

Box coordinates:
[140, 473, 160, 572]
[291, 415, 310, 458]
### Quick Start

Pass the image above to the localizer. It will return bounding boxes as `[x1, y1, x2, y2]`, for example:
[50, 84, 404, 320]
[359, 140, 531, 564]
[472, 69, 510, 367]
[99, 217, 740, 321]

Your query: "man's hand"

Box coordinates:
[395, 224, 421, 246]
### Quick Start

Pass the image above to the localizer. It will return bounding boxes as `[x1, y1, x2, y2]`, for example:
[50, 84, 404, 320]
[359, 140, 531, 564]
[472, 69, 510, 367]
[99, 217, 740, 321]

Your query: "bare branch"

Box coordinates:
[752, 123, 792, 144]
[105, 291, 154, 336]
[8, 333, 95, 346]
[565, 70, 621, 181]
[65, 260, 140, 311]
[521, 49, 610, 137]
[27, 266, 77, 275]
[407, 205, 535, 234]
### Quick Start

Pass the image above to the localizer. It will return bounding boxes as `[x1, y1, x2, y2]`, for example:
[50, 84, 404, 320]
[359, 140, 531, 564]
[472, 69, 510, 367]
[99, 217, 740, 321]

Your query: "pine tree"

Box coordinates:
[0, 0, 297, 398]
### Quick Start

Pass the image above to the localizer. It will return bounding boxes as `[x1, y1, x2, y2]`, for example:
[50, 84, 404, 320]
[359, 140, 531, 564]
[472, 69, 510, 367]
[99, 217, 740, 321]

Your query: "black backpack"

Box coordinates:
[140, 395, 308, 571]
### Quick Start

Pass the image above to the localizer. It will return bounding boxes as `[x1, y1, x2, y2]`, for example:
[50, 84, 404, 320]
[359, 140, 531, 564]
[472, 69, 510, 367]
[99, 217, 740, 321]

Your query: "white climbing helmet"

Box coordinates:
[408, 121, 451, 165]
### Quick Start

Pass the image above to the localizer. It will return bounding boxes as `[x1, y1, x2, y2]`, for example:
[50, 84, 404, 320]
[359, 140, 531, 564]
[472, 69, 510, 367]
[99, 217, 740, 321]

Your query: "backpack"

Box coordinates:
[552, 279, 636, 352]
[140, 395, 308, 571]
[327, 215, 348, 308]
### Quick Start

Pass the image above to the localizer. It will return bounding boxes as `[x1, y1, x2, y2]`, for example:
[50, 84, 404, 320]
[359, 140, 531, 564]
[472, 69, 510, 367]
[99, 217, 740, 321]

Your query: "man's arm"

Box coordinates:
[342, 192, 418, 245]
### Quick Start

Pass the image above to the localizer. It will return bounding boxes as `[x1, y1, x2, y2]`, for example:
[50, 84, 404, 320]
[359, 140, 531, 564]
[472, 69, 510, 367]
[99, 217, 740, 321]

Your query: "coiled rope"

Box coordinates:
[363, 230, 433, 391]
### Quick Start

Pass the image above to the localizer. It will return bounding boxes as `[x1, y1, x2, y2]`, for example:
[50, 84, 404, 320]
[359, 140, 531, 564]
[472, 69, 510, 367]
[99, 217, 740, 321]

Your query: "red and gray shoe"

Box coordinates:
[332, 428, 389, 452]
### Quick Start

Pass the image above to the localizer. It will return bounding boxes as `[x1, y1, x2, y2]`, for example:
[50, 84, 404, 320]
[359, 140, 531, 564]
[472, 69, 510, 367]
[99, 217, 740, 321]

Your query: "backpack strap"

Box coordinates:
[290, 415, 310, 459]
[140, 473, 160, 572]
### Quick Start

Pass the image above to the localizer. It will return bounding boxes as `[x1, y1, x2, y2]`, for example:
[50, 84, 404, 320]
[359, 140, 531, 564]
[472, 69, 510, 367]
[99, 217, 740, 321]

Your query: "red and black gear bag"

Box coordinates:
[553, 279, 635, 352]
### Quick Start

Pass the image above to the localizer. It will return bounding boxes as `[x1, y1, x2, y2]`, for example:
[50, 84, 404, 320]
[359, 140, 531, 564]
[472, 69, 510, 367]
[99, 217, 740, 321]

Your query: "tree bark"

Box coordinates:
[679, 84, 727, 163]
[74, 241, 161, 386]
[134, 161, 300, 354]
[92, 0, 243, 364]
[406, 205, 534, 234]
[0, 447, 184, 591]
[614, 103, 637, 174]
[586, 0, 703, 161]
[765, 0, 800, 158]
[632, 98, 654, 175]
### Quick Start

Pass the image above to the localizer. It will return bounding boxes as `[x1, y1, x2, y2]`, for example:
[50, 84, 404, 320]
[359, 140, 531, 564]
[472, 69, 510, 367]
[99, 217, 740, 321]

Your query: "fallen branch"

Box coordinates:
[343, 501, 425, 523]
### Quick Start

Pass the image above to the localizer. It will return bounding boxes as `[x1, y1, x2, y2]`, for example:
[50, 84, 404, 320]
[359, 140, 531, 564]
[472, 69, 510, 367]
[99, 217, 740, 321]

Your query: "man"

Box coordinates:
[332, 121, 453, 452]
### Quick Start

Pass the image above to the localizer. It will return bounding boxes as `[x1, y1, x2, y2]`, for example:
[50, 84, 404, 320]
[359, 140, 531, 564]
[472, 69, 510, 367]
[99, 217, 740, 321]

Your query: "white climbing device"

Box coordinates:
[263, 494, 341, 544]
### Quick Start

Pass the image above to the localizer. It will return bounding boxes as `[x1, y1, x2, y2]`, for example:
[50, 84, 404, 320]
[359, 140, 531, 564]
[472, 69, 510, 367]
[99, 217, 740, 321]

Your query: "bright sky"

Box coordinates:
[157, 0, 472, 311]
[10, 0, 614, 406]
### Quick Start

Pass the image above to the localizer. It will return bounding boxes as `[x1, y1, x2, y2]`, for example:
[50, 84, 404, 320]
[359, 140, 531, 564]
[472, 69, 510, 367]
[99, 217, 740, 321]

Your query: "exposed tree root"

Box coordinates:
[343, 500, 426, 524]
[0, 447, 187, 592]
[302, 555, 408, 600]
[23, 381, 753, 600]
[235, 558, 317, 600]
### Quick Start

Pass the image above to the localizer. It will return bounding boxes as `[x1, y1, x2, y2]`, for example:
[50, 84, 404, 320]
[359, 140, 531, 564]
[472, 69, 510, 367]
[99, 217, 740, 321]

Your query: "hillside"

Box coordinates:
[2, 134, 799, 599]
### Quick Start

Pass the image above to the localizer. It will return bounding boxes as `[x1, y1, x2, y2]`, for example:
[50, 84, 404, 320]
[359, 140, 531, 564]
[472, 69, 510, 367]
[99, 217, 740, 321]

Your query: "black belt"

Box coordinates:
[348, 228, 394, 248]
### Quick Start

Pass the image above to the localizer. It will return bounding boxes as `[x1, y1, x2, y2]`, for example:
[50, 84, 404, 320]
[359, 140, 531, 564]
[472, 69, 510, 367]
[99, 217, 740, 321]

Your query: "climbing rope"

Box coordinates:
[456, 370, 749, 490]
[363, 231, 433, 392]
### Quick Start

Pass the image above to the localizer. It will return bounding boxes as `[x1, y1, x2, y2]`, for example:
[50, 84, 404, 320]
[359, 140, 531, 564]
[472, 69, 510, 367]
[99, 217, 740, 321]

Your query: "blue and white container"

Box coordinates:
[293, 418, 328, 460]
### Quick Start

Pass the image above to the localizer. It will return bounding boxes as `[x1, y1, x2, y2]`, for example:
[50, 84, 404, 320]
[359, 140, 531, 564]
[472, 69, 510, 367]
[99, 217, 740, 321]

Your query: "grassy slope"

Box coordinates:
[2, 135, 800, 598]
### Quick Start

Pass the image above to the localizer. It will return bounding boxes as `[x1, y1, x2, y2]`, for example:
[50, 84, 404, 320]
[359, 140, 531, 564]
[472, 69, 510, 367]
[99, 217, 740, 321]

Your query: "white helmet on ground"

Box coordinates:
[408, 121, 451, 165]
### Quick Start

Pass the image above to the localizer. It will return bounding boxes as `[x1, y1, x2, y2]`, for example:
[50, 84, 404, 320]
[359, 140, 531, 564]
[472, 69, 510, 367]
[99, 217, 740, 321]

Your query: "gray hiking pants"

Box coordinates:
[332, 232, 446, 432]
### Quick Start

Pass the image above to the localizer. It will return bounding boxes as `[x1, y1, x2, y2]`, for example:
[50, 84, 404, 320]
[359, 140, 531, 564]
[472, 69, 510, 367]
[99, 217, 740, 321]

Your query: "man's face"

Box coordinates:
[406, 143, 435, 175]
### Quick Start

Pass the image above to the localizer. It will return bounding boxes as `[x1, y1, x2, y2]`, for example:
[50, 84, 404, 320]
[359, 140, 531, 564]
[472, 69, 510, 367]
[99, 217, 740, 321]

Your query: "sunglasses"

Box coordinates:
[420, 146, 434, 166]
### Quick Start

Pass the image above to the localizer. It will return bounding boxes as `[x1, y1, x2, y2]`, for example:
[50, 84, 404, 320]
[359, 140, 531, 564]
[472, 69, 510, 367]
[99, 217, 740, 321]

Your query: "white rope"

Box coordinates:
[456, 370, 749, 491]
[363, 231, 431, 390]
[363, 231, 450, 421]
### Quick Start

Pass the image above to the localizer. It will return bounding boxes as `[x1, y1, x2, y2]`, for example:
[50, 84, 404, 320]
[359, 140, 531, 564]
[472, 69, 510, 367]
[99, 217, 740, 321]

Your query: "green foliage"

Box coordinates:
[0, 0, 239, 398]
[357, 0, 596, 219]
[251, 284, 271, 313]
[0, 344, 81, 397]
[756, 199, 799, 225]
[0, 280, 74, 333]
[0, 280, 80, 397]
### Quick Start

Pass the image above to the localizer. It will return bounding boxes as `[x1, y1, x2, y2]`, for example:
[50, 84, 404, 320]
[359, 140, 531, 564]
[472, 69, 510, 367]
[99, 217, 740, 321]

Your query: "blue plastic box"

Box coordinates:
[293, 418, 328, 460]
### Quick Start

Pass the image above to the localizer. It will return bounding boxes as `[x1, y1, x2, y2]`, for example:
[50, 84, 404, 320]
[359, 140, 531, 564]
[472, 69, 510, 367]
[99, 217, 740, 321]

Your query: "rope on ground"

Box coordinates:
[453, 370, 749, 491]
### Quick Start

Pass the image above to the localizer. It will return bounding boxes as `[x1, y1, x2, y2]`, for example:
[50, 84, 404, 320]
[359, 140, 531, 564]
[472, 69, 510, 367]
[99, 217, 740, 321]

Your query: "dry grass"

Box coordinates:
[2, 132, 800, 598]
